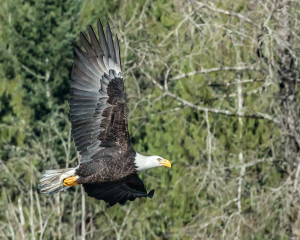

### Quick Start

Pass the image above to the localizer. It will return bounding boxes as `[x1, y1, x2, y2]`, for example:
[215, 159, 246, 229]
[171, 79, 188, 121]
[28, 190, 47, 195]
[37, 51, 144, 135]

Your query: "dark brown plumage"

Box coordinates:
[69, 20, 152, 206]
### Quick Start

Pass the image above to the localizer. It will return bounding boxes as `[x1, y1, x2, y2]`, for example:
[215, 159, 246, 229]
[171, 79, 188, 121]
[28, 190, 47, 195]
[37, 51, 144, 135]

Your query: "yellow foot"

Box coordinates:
[63, 176, 78, 186]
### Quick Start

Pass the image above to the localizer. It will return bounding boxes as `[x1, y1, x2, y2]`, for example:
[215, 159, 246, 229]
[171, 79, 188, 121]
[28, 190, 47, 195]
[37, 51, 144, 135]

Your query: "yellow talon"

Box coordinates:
[63, 176, 78, 186]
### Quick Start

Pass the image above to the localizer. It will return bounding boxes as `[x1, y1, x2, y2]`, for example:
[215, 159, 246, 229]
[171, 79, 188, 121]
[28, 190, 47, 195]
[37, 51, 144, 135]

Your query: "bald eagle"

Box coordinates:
[39, 20, 171, 206]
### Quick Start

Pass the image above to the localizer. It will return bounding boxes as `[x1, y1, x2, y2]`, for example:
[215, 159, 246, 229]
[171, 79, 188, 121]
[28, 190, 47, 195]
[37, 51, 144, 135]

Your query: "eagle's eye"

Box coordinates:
[157, 158, 161, 161]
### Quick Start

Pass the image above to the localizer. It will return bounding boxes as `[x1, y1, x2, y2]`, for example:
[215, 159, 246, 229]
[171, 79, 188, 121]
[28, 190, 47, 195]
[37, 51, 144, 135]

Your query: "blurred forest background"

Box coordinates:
[0, 0, 299, 239]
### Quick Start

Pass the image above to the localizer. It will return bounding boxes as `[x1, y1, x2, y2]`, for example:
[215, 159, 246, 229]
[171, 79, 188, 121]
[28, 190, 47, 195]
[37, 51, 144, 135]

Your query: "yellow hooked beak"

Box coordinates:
[160, 159, 171, 168]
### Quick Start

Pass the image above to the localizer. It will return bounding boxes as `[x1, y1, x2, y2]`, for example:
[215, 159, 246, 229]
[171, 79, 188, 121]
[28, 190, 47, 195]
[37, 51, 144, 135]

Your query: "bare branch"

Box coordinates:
[196, 2, 260, 27]
[21, 64, 46, 80]
[144, 70, 279, 124]
[171, 65, 258, 81]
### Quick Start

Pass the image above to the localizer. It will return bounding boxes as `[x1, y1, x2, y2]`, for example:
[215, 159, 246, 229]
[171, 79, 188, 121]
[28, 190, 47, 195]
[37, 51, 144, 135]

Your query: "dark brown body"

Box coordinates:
[76, 146, 136, 184]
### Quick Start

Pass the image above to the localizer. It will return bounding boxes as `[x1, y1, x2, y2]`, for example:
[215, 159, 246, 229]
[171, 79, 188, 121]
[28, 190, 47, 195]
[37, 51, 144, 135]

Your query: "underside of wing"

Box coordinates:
[83, 173, 154, 206]
[70, 20, 130, 162]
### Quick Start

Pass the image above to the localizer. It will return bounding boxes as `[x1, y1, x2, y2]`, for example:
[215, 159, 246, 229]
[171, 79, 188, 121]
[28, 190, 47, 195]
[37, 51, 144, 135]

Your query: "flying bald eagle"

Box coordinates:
[39, 20, 171, 206]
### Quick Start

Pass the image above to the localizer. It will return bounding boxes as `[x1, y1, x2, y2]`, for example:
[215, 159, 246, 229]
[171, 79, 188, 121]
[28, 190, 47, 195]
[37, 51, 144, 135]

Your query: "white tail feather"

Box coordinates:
[39, 168, 76, 195]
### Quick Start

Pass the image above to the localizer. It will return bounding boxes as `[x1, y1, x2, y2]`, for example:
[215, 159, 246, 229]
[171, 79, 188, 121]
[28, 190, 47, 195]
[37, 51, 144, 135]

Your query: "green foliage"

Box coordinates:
[0, 0, 299, 239]
[0, 0, 81, 149]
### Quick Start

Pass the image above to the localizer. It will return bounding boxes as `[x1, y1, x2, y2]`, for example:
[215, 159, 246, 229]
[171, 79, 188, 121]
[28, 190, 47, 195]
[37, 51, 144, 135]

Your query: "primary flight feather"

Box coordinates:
[39, 20, 171, 206]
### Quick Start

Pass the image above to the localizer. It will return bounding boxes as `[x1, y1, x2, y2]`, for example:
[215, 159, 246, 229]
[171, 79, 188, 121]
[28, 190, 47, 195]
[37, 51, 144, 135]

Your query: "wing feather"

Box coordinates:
[114, 35, 121, 70]
[70, 20, 128, 162]
[96, 57, 108, 72]
[97, 19, 109, 57]
[87, 25, 103, 57]
[80, 32, 95, 57]
[83, 173, 154, 206]
[73, 46, 101, 77]
[106, 22, 116, 63]
[74, 57, 100, 80]
[71, 68, 99, 86]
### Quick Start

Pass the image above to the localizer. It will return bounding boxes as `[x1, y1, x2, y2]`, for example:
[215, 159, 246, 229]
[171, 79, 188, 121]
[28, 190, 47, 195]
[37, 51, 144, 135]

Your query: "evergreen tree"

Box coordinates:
[0, 0, 81, 150]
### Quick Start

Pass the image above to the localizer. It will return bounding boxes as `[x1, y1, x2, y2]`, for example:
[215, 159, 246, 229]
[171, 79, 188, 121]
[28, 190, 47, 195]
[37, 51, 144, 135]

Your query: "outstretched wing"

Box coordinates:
[83, 173, 154, 206]
[70, 20, 130, 162]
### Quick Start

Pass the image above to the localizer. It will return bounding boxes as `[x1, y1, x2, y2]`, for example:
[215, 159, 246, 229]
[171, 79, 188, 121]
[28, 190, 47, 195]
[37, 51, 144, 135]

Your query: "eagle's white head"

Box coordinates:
[134, 153, 172, 171]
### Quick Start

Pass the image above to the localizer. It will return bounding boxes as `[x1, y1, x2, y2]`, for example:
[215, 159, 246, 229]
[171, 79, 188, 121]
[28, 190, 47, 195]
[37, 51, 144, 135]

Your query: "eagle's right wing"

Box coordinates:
[70, 20, 131, 163]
